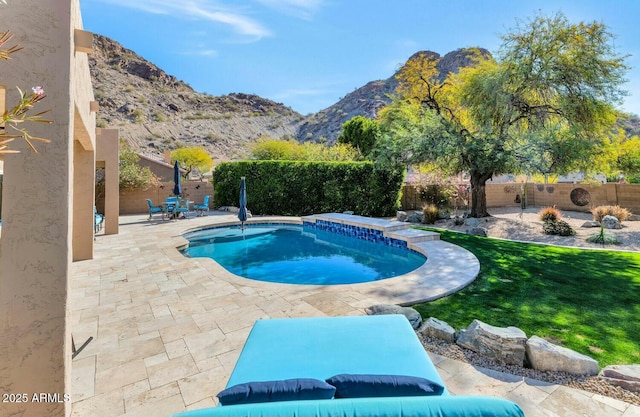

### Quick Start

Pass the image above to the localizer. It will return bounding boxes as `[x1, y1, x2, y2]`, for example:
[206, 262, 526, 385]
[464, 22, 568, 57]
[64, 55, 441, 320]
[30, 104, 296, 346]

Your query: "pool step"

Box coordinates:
[386, 228, 440, 243]
[303, 213, 440, 244]
[307, 213, 408, 232]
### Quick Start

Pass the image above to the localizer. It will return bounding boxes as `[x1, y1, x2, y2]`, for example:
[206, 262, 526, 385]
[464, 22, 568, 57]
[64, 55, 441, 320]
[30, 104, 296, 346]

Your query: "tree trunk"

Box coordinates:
[469, 172, 492, 217]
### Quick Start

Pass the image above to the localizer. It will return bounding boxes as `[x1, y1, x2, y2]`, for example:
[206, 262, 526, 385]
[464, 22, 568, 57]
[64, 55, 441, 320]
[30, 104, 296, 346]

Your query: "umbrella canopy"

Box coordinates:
[238, 176, 248, 226]
[173, 160, 182, 196]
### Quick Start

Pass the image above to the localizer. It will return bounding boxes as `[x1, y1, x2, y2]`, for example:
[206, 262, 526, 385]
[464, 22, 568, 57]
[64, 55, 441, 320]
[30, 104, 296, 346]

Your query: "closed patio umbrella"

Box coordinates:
[238, 176, 248, 229]
[173, 160, 182, 196]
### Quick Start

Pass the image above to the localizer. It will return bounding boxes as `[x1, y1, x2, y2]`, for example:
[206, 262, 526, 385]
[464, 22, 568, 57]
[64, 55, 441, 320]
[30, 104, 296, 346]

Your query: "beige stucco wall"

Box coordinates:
[98, 180, 213, 215]
[0, 1, 95, 415]
[401, 183, 640, 214]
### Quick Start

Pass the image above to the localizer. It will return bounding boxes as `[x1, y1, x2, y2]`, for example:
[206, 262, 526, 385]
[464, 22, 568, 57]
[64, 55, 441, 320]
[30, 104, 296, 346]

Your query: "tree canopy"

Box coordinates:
[250, 137, 359, 161]
[337, 115, 381, 158]
[171, 146, 214, 178]
[118, 141, 156, 190]
[376, 12, 629, 217]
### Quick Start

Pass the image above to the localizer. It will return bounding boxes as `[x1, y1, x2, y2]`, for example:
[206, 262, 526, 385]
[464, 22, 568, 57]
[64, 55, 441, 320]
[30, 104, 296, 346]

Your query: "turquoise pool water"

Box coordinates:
[181, 224, 426, 285]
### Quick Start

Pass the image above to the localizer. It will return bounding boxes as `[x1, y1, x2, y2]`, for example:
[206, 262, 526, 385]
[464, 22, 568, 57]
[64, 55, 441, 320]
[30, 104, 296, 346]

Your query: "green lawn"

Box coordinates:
[412, 228, 640, 368]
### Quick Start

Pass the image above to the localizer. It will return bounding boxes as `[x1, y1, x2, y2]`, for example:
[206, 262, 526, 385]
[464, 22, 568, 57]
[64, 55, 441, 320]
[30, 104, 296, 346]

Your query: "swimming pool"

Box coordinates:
[181, 223, 426, 285]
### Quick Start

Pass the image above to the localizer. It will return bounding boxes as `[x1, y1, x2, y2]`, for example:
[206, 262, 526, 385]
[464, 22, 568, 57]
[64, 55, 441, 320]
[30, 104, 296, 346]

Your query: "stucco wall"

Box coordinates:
[401, 183, 640, 214]
[0, 1, 94, 415]
[97, 180, 214, 215]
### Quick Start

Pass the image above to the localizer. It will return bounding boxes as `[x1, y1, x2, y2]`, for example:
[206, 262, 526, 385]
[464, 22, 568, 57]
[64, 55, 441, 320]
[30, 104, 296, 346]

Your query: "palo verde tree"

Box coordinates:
[171, 146, 214, 179]
[377, 12, 628, 217]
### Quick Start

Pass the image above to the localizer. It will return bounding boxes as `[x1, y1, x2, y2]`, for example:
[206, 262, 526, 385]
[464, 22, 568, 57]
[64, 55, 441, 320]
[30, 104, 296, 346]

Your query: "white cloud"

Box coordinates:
[254, 0, 324, 20]
[273, 88, 327, 100]
[94, 0, 271, 39]
[180, 48, 218, 57]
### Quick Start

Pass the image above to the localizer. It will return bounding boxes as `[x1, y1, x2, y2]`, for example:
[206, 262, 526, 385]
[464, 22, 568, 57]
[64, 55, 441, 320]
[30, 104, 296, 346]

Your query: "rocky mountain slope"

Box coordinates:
[90, 34, 304, 161]
[90, 35, 492, 159]
[296, 48, 491, 143]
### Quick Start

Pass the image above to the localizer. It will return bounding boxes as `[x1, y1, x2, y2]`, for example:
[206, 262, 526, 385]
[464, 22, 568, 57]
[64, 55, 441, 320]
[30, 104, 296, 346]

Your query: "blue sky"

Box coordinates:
[81, 0, 640, 116]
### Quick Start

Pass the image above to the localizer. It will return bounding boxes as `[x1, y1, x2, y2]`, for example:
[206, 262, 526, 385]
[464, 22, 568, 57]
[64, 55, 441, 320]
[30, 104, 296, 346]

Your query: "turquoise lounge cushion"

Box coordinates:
[171, 396, 525, 417]
[326, 374, 444, 398]
[225, 315, 446, 392]
[217, 378, 336, 405]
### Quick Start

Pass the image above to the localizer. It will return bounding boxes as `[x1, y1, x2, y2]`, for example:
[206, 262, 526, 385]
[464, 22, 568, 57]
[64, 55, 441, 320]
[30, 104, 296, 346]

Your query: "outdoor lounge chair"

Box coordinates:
[146, 199, 164, 220]
[192, 195, 210, 216]
[94, 206, 104, 233]
[170, 315, 524, 417]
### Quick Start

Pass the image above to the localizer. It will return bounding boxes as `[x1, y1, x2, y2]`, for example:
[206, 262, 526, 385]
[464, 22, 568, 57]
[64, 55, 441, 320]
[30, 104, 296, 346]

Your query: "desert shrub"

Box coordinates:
[152, 111, 166, 122]
[586, 227, 621, 245]
[413, 169, 457, 208]
[538, 206, 562, 222]
[543, 219, 576, 236]
[591, 205, 632, 223]
[131, 108, 144, 123]
[422, 204, 439, 224]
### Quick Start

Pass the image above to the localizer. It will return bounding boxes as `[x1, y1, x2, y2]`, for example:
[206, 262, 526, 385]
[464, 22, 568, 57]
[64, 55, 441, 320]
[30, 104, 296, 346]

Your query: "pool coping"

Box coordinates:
[178, 213, 481, 305]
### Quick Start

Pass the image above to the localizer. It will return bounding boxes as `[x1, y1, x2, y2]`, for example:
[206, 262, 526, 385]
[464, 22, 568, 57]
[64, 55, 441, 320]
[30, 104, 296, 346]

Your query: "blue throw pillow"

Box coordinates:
[326, 374, 444, 398]
[217, 378, 336, 406]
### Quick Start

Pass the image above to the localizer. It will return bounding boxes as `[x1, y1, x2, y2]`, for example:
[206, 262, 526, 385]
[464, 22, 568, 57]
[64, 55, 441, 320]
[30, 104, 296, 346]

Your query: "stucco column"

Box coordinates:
[73, 137, 95, 261]
[0, 1, 88, 416]
[97, 128, 120, 235]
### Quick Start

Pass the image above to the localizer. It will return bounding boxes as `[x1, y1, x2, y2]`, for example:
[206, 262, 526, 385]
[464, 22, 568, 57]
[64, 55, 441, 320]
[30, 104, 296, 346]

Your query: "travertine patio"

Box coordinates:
[70, 213, 640, 417]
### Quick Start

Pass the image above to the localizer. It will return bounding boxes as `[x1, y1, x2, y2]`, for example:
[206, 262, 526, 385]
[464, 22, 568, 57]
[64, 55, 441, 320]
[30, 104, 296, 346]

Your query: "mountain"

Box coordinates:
[90, 34, 491, 159]
[296, 48, 491, 143]
[89, 34, 304, 161]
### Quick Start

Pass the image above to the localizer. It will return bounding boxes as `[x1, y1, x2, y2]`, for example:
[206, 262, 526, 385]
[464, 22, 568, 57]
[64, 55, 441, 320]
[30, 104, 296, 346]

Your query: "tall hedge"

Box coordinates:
[212, 161, 404, 217]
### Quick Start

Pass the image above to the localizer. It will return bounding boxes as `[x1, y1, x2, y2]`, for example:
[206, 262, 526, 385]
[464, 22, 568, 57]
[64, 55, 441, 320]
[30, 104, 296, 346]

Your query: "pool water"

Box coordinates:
[181, 224, 426, 285]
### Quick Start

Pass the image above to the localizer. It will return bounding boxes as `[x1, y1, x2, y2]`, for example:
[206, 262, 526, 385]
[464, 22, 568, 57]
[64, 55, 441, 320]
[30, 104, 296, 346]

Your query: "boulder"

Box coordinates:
[581, 221, 601, 228]
[365, 304, 422, 329]
[406, 212, 424, 224]
[600, 365, 640, 393]
[396, 211, 408, 222]
[456, 320, 527, 366]
[465, 218, 480, 227]
[418, 317, 456, 343]
[466, 227, 488, 237]
[602, 215, 622, 229]
[526, 336, 599, 376]
[628, 214, 640, 222]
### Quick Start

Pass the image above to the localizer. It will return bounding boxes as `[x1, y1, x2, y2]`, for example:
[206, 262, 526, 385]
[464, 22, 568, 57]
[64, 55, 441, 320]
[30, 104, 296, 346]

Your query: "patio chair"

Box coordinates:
[164, 196, 179, 220]
[192, 195, 210, 217]
[94, 206, 104, 234]
[174, 198, 191, 219]
[146, 198, 164, 220]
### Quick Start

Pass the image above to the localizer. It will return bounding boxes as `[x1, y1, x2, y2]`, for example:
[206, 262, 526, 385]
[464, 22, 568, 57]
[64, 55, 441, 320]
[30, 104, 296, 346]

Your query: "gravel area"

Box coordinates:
[417, 206, 640, 405]
[418, 334, 640, 406]
[431, 206, 640, 251]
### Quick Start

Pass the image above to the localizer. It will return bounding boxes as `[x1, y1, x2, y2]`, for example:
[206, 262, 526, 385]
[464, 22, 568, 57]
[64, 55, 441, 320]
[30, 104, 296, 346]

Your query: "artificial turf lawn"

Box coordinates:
[412, 228, 640, 368]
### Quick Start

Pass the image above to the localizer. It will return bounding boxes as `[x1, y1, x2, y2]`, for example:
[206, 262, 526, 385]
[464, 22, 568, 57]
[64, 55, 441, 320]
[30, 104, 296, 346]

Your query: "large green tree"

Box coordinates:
[377, 13, 628, 217]
[337, 115, 381, 158]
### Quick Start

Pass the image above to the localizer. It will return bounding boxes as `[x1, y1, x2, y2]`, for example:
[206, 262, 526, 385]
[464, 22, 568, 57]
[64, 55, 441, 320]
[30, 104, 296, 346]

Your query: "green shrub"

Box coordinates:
[586, 227, 621, 245]
[538, 206, 561, 222]
[212, 161, 404, 217]
[422, 204, 439, 224]
[591, 205, 632, 223]
[543, 219, 576, 236]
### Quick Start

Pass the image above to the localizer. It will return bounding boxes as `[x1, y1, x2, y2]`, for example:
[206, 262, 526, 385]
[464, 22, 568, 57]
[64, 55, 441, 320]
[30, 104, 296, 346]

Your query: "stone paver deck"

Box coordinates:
[70, 212, 640, 417]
